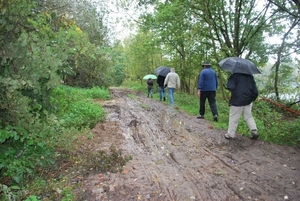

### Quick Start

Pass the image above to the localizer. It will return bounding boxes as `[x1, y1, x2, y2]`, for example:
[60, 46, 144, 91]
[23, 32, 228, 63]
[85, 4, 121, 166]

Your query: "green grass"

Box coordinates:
[50, 85, 108, 129]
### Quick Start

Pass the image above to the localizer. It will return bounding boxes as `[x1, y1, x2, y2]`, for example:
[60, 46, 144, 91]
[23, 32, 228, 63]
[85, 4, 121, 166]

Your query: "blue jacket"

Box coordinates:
[198, 67, 218, 91]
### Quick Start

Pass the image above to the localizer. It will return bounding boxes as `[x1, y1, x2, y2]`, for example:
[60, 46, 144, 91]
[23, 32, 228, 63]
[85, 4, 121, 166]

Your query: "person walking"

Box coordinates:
[197, 61, 219, 121]
[225, 73, 259, 140]
[164, 68, 180, 105]
[157, 75, 166, 101]
[147, 78, 153, 98]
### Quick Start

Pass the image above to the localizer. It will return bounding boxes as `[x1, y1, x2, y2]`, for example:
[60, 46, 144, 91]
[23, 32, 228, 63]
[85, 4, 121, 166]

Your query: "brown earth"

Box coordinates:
[73, 87, 300, 201]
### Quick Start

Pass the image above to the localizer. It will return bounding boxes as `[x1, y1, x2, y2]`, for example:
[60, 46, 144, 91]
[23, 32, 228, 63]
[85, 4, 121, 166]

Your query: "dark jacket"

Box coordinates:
[147, 79, 153, 89]
[198, 67, 218, 91]
[227, 73, 258, 106]
[157, 75, 165, 87]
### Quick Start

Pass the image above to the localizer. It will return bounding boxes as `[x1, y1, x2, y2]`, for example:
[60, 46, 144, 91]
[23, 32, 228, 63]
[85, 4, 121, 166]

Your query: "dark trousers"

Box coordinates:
[199, 91, 218, 116]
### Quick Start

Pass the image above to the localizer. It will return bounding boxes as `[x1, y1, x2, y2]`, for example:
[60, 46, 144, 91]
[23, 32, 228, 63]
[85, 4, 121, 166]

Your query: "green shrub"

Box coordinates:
[81, 86, 111, 100]
[0, 184, 22, 201]
[0, 114, 61, 184]
[61, 99, 104, 129]
[0, 85, 110, 199]
[50, 85, 108, 129]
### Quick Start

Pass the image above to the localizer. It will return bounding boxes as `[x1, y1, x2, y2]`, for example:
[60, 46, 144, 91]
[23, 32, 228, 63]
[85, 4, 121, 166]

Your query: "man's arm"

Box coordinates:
[164, 75, 169, 87]
[226, 75, 236, 91]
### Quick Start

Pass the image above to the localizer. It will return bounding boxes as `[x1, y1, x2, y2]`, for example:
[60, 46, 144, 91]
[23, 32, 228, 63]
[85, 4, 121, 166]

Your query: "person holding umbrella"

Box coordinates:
[219, 57, 260, 140]
[147, 78, 154, 98]
[155, 66, 170, 101]
[157, 75, 166, 101]
[197, 61, 219, 121]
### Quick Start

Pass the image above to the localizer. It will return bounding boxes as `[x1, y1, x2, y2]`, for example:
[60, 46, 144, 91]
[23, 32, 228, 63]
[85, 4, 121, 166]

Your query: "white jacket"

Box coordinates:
[164, 69, 180, 88]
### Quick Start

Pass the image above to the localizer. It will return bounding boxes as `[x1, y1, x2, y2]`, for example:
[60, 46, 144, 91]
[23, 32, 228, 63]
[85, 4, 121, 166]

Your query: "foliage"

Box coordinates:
[122, 32, 164, 84]
[34, 0, 113, 88]
[139, 0, 203, 93]
[0, 0, 112, 131]
[254, 100, 300, 146]
[109, 44, 131, 86]
[0, 85, 109, 200]
[265, 0, 300, 100]
[50, 85, 109, 129]
[0, 184, 22, 201]
[136, 0, 274, 96]
[24, 195, 40, 201]
[0, 118, 57, 184]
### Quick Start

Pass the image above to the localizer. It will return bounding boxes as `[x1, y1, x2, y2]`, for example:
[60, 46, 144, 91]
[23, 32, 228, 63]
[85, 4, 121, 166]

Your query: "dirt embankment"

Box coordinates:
[76, 88, 300, 201]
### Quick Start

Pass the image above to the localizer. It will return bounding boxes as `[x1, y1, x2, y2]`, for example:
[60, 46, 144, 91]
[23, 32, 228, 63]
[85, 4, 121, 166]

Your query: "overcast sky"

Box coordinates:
[102, 0, 141, 42]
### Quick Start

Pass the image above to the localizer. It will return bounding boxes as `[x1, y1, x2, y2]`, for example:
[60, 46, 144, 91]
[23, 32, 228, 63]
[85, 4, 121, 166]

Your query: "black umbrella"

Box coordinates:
[155, 66, 171, 77]
[219, 57, 261, 75]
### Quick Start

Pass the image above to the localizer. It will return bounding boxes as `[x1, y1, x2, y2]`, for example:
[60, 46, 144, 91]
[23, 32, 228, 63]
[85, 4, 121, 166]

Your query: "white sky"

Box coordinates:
[102, 0, 141, 42]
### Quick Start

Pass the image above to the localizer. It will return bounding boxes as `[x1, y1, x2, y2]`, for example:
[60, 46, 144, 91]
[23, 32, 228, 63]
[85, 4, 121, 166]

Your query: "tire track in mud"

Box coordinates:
[110, 89, 242, 200]
[84, 88, 300, 201]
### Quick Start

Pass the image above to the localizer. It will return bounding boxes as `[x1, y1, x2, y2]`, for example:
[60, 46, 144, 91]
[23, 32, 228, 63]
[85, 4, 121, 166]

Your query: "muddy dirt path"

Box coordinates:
[78, 88, 300, 201]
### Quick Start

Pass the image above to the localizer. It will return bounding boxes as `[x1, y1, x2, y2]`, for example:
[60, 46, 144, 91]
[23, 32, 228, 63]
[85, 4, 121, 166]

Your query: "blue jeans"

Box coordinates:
[148, 88, 153, 97]
[168, 88, 176, 104]
[158, 86, 166, 101]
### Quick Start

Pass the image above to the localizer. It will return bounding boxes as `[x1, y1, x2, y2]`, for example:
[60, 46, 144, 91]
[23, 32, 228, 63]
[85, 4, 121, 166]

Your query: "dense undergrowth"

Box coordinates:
[1, 84, 299, 200]
[0, 86, 131, 201]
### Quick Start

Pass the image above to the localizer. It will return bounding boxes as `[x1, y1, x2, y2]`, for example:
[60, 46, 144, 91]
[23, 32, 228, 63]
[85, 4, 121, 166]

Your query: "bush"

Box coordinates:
[50, 85, 108, 129]
[0, 85, 110, 198]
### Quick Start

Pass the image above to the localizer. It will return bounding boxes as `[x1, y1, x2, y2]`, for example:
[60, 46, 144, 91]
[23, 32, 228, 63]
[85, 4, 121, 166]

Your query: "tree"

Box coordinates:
[122, 31, 163, 82]
[140, 0, 204, 93]
[267, 0, 300, 101]
[35, 0, 112, 88]
[186, 0, 274, 99]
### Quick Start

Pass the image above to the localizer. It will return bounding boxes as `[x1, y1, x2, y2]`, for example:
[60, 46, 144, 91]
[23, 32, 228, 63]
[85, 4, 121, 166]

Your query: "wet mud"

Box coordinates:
[77, 88, 300, 201]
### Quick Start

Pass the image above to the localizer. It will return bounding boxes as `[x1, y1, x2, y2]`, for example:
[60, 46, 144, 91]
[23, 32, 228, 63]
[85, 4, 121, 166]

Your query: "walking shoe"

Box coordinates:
[224, 133, 233, 140]
[250, 130, 259, 140]
[250, 133, 259, 140]
[197, 115, 204, 119]
[163, 97, 166, 101]
[213, 115, 218, 122]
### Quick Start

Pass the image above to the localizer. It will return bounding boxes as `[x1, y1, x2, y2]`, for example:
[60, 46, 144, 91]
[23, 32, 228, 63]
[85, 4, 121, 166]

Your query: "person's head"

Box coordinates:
[148, 78, 152, 80]
[202, 61, 211, 68]
[171, 68, 175, 72]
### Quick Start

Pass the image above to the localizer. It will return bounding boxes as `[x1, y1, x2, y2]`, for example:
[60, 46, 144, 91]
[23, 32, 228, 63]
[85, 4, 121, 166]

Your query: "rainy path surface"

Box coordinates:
[78, 88, 300, 201]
